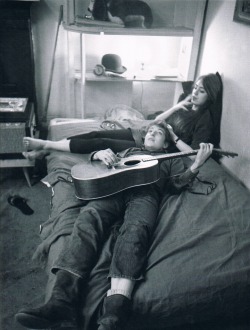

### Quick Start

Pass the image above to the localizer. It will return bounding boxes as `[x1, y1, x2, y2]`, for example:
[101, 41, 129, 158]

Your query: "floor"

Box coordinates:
[0, 166, 50, 330]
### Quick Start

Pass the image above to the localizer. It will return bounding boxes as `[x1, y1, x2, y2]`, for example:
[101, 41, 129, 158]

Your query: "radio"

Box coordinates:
[0, 99, 35, 155]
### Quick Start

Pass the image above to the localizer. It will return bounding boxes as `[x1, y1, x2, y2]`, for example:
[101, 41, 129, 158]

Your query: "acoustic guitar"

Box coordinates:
[71, 149, 238, 200]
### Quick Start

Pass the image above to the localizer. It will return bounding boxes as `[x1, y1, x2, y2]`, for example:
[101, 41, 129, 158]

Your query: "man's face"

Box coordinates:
[144, 125, 167, 151]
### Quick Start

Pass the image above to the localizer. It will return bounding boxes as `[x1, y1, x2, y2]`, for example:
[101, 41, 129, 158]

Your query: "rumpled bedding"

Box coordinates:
[34, 148, 250, 329]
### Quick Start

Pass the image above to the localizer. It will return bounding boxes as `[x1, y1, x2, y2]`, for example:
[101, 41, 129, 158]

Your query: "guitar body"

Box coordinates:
[71, 148, 238, 200]
[71, 155, 159, 200]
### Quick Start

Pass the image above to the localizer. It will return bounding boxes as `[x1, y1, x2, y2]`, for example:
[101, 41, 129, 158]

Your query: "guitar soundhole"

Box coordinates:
[124, 160, 141, 166]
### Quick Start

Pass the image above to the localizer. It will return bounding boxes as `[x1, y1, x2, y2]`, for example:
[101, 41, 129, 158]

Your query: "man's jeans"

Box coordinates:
[53, 186, 159, 281]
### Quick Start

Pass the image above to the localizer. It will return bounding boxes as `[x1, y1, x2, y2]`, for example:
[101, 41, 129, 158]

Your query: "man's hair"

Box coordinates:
[146, 120, 171, 143]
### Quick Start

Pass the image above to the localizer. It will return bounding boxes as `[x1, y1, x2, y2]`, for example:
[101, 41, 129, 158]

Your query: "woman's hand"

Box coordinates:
[166, 124, 178, 142]
[176, 94, 192, 111]
[93, 148, 118, 166]
[154, 94, 193, 122]
[190, 143, 213, 172]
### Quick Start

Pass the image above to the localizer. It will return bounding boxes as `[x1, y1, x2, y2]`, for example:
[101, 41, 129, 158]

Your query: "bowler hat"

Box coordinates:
[101, 54, 127, 74]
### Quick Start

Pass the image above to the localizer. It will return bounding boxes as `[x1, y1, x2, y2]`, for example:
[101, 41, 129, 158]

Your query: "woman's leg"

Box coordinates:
[68, 128, 134, 141]
[23, 129, 136, 155]
[69, 129, 136, 153]
[69, 138, 136, 154]
[22, 150, 50, 161]
[23, 137, 70, 152]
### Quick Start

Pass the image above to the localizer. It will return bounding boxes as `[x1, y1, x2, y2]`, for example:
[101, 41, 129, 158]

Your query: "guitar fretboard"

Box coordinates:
[141, 148, 238, 163]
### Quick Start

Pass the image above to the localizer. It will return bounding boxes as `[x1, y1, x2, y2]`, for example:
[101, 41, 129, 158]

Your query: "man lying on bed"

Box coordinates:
[16, 121, 213, 330]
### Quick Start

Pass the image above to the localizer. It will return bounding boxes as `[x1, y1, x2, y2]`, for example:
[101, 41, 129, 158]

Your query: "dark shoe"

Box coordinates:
[15, 298, 76, 329]
[98, 294, 131, 330]
[15, 270, 81, 329]
[8, 195, 34, 215]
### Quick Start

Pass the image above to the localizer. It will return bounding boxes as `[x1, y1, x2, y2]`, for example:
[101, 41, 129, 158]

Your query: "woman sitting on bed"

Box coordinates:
[23, 73, 222, 158]
[155, 72, 222, 152]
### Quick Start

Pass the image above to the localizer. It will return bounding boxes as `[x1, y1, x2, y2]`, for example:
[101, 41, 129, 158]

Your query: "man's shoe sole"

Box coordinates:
[15, 312, 61, 329]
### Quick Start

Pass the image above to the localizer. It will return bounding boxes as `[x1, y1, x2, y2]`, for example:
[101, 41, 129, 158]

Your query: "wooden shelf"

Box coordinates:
[63, 22, 194, 37]
[84, 72, 183, 82]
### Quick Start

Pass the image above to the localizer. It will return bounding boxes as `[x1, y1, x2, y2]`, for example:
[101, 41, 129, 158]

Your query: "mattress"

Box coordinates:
[48, 118, 103, 141]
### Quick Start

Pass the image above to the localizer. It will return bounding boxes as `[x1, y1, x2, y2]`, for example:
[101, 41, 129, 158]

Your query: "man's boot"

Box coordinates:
[97, 294, 131, 330]
[15, 270, 82, 329]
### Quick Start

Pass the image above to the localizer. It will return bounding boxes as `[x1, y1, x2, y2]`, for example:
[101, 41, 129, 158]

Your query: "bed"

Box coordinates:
[34, 117, 250, 330]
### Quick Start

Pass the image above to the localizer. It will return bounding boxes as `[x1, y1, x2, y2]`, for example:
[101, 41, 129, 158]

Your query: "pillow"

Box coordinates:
[104, 104, 145, 121]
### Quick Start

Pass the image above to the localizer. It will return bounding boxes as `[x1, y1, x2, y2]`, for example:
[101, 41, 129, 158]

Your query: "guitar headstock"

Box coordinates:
[223, 151, 238, 158]
[213, 149, 238, 158]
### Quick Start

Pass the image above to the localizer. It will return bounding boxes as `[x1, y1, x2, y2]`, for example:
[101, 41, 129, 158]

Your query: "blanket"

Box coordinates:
[35, 149, 250, 329]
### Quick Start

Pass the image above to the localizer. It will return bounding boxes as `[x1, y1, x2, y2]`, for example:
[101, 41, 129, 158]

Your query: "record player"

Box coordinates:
[0, 97, 30, 122]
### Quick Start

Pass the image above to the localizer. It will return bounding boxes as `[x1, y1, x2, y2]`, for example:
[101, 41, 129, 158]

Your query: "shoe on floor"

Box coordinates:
[8, 195, 34, 215]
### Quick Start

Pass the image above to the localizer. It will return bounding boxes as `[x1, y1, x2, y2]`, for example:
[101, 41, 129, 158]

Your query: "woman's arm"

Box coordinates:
[166, 124, 194, 158]
[154, 95, 192, 122]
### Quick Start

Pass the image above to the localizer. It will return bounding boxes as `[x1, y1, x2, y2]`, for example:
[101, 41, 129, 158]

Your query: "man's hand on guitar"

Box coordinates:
[93, 148, 118, 166]
[190, 143, 213, 173]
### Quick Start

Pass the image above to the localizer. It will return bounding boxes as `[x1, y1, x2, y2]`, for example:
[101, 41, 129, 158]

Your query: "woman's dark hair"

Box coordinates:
[166, 110, 195, 146]
[197, 73, 222, 103]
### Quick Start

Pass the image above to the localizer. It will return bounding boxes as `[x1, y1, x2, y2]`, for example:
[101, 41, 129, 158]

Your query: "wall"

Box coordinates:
[197, 0, 250, 190]
[82, 33, 181, 118]
[31, 0, 69, 123]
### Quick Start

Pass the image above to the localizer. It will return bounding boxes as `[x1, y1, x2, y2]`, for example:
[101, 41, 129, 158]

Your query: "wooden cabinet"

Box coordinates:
[63, 0, 206, 33]
[62, 0, 207, 118]
[0, 1, 38, 122]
